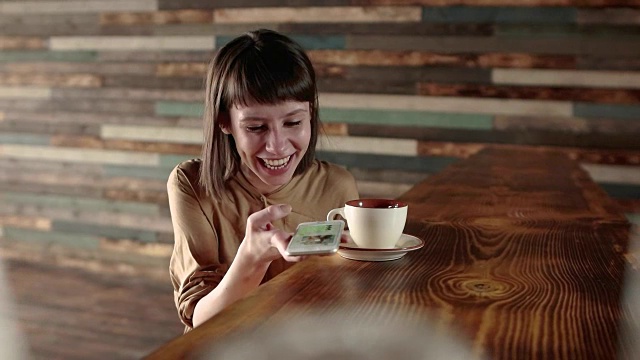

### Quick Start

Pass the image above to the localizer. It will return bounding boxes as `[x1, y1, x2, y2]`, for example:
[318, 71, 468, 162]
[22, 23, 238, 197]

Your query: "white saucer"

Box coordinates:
[338, 231, 424, 262]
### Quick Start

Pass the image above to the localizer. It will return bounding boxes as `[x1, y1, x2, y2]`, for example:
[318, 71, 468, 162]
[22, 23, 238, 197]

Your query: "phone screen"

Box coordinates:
[285, 220, 344, 256]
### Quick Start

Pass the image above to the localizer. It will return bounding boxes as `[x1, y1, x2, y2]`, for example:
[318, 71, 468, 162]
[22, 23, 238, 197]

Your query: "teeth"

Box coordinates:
[263, 156, 291, 170]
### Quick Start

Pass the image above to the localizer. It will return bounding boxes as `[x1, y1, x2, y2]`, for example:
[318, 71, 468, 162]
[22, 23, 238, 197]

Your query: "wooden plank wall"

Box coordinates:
[1, 0, 639, 272]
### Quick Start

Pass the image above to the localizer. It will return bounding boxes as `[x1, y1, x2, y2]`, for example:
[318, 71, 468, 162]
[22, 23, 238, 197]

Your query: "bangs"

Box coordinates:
[222, 43, 316, 110]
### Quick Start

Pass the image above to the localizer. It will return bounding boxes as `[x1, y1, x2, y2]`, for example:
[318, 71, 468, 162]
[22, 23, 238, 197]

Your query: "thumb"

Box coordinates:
[247, 204, 292, 230]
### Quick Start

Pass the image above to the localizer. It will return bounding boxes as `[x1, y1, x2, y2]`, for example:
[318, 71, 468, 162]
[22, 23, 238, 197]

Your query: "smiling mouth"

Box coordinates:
[261, 155, 291, 170]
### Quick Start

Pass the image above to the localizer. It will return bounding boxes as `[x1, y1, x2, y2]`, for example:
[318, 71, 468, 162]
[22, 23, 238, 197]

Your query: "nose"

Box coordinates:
[265, 128, 287, 154]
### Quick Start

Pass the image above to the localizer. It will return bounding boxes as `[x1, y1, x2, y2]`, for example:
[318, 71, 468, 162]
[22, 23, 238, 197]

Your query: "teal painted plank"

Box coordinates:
[2, 192, 159, 216]
[217, 35, 346, 50]
[599, 183, 640, 199]
[160, 155, 198, 169]
[320, 108, 492, 130]
[52, 220, 157, 242]
[0, 51, 97, 62]
[422, 6, 576, 24]
[2, 227, 100, 249]
[496, 24, 640, 37]
[0, 133, 50, 145]
[105, 164, 173, 181]
[317, 151, 458, 173]
[155, 101, 203, 118]
[574, 103, 640, 120]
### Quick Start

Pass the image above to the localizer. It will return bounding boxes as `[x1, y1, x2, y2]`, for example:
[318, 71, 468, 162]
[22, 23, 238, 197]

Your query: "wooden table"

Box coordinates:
[145, 148, 633, 360]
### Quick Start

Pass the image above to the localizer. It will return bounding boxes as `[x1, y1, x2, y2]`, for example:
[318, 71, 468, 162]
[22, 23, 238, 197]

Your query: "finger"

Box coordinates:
[271, 232, 306, 262]
[247, 204, 292, 230]
[340, 233, 351, 243]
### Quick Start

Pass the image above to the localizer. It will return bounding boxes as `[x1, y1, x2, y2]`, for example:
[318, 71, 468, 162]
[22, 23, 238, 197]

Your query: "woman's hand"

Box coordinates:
[239, 204, 307, 265]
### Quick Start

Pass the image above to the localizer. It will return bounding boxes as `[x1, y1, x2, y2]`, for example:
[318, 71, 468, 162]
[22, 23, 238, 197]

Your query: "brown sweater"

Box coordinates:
[167, 158, 359, 329]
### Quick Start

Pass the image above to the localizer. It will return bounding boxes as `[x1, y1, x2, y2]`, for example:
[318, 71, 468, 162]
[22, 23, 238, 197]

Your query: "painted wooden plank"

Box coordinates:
[344, 66, 491, 84]
[574, 103, 640, 120]
[152, 23, 277, 36]
[51, 213, 172, 234]
[51, 135, 201, 155]
[349, 167, 428, 185]
[0, 157, 105, 177]
[349, 123, 640, 150]
[1, 119, 101, 137]
[320, 123, 348, 136]
[159, 154, 197, 169]
[600, 183, 640, 199]
[100, 10, 212, 25]
[362, 0, 640, 6]
[1, 192, 160, 216]
[1, 227, 100, 249]
[52, 221, 158, 242]
[0, 99, 156, 115]
[0, 73, 101, 87]
[577, 8, 640, 25]
[0, 36, 45, 50]
[0, 51, 97, 62]
[279, 22, 494, 36]
[493, 69, 640, 89]
[97, 50, 213, 62]
[320, 108, 493, 130]
[50, 36, 216, 51]
[217, 34, 345, 50]
[104, 164, 173, 181]
[0, 144, 159, 166]
[155, 101, 203, 118]
[320, 93, 573, 117]
[419, 83, 640, 105]
[104, 75, 204, 90]
[53, 88, 202, 102]
[317, 135, 417, 156]
[578, 57, 640, 71]
[0, 62, 157, 75]
[104, 188, 168, 205]
[495, 24, 640, 37]
[0, 1, 158, 15]
[317, 151, 457, 173]
[214, 6, 421, 24]
[0, 133, 50, 145]
[308, 50, 575, 69]
[0, 86, 51, 99]
[356, 181, 414, 199]
[0, 215, 51, 231]
[346, 35, 640, 56]
[421, 6, 576, 24]
[100, 124, 202, 144]
[318, 78, 416, 95]
[156, 62, 207, 77]
[2, 110, 200, 128]
[581, 164, 640, 186]
[493, 115, 640, 134]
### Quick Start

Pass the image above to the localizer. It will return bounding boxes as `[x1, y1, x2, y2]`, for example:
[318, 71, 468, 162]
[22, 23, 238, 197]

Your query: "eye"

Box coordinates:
[246, 125, 266, 133]
[285, 120, 302, 127]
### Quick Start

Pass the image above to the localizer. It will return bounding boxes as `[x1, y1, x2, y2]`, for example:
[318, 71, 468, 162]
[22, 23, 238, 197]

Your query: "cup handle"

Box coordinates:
[326, 207, 345, 222]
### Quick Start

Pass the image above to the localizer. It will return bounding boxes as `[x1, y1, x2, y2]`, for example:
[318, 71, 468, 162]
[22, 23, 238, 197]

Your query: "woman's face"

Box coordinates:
[222, 100, 312, 194]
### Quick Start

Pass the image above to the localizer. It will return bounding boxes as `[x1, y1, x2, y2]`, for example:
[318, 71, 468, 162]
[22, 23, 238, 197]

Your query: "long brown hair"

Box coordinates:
[199, 29, 320, 199]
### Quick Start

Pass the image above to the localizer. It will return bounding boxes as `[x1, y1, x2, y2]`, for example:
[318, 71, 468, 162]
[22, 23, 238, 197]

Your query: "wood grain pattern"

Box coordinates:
[145, 149, 630, 360]
[0, 73, 101, 87]
[0, 36, 45, 49]
[419, 82, 640, 104]
[100, 10, 213, 25]
[308, 50, 576, 68]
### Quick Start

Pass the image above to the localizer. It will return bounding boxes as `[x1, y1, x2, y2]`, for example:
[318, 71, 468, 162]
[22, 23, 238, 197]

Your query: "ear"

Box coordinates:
[219, 112, 231, 134]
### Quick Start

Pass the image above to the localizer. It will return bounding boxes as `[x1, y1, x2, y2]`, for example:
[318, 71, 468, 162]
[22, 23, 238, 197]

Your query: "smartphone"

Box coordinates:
[285, 220, 345, 256]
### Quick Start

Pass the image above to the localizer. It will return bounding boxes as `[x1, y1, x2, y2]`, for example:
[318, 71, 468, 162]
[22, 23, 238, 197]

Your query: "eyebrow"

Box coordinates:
[239, 108, 308, 123]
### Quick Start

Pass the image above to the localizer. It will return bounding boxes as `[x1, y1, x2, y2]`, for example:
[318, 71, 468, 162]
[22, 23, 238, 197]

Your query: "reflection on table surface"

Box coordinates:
[146, 148, 636, 360]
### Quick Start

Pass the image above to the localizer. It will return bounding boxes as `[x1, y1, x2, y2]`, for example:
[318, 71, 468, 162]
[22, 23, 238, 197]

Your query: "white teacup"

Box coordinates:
[327, 199, 408, 249]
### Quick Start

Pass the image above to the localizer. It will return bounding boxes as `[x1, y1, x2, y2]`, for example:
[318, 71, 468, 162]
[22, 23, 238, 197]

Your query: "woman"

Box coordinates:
[167, 29, 359, 330]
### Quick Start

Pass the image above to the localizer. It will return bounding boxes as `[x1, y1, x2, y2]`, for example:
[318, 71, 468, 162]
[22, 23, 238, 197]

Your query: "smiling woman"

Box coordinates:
[167, 29, 359, 331]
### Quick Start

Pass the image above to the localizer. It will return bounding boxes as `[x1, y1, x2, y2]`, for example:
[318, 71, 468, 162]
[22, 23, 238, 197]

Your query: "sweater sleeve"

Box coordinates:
[167, 165, 227, 330]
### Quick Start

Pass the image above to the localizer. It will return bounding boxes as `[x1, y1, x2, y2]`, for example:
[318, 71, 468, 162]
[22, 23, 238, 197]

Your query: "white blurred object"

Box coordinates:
[200, 308, 481, 360]
[0, 261, 29, 360]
